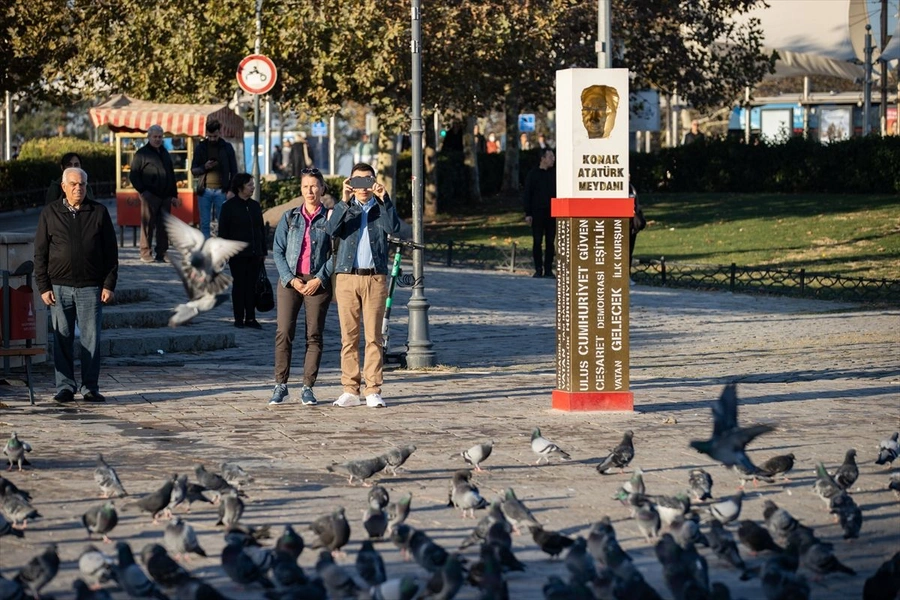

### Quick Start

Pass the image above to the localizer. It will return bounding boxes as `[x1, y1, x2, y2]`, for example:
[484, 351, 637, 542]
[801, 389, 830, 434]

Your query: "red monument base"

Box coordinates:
[552, 390, 634, 412]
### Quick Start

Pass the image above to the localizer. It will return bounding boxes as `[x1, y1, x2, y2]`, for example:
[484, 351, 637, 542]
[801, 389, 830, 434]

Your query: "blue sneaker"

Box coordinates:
[300, 386, 318, 406]
[269, 383, 288, 405]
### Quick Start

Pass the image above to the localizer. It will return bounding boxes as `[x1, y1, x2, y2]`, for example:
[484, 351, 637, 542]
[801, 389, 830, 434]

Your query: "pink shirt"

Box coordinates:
[296, 204, 322, 275]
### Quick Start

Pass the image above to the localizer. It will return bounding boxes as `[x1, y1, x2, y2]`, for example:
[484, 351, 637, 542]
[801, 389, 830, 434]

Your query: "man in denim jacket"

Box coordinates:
[326, 163, 401, 408]
[269, 168, 334, 406]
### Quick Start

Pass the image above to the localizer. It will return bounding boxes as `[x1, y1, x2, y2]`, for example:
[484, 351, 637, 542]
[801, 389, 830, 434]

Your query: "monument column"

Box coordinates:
[552, 68, 633, 412]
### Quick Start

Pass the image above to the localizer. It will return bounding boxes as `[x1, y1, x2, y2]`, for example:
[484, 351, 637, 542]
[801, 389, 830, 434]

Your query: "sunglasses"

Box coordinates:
[300, 168, 321, 175]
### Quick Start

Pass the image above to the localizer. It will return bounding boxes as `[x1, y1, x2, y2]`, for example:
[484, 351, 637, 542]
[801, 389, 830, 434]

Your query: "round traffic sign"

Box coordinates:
[237, 54, 277, 95]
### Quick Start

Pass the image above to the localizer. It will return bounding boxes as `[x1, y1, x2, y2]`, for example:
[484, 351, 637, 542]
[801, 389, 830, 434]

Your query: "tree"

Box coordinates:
[1, 2, 78, 97]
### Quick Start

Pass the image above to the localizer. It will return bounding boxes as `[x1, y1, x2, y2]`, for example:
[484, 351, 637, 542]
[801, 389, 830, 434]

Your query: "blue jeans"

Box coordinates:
[51, 285, 103, 395]
[199, 188, 227, 238]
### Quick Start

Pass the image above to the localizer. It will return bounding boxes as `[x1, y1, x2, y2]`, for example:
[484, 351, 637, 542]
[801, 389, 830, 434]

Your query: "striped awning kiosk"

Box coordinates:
[89, 94, 244, 138]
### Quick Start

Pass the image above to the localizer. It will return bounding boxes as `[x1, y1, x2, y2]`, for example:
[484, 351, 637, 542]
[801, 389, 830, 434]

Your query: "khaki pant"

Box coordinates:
[334, 273, 388, 396]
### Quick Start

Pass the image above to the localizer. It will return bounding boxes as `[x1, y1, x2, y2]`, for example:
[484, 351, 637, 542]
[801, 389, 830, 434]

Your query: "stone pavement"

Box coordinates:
[0, 207, 899, 599]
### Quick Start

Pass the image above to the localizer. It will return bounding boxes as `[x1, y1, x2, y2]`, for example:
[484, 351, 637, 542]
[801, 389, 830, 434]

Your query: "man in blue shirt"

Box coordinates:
[326, 163, 401, 408]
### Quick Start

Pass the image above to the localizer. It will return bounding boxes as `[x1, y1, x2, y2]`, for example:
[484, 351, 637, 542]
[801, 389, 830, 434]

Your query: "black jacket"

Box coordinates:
[218, 197, 267, 258]
[191, 138, 238, 192]
[34, 199, 119, 294]
[129, 143, 177, 199]
[523, 166, 556, 220]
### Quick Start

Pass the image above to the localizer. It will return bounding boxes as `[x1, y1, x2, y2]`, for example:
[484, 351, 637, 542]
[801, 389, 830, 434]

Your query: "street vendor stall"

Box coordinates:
[89, 95, 245, 245]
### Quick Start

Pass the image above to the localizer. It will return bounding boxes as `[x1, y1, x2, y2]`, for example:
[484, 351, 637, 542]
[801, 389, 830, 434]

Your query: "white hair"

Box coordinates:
[62, 167, 88, 182]
[148, 124, 164, 136]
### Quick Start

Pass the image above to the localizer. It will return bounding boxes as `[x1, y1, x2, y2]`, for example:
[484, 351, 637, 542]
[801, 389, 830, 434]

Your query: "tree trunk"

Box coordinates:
[424, 111, 438, 218]
[377, 129, 396, 195]
[463, 115, 482, 204]
[502, 86, 521, 193]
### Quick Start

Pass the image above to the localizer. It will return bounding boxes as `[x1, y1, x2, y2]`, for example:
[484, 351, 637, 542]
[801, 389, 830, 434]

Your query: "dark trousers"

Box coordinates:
[140, 193, 171, 260]
[531, 217, 556, 276]
[229, 257, 260, 323]
[274, 277, 332, 387]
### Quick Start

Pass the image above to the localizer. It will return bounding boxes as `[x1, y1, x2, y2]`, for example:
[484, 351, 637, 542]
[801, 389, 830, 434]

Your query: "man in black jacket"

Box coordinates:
[523, 147, 557, 278]
[34, 167, 118, 403]
[190, 119, 237, 238]
[129, 124, 176, 263]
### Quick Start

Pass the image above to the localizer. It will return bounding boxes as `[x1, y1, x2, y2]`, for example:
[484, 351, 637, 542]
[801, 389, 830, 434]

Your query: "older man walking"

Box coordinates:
[129, 124, 177, 263]
[34, 167, 118, 403]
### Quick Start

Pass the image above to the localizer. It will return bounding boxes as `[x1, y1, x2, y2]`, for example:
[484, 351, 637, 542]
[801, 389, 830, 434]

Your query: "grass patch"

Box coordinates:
[424, 192, 900, 280]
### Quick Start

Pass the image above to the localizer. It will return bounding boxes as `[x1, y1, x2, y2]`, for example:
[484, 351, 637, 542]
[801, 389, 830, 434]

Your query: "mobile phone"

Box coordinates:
[348, 175, 376, 189]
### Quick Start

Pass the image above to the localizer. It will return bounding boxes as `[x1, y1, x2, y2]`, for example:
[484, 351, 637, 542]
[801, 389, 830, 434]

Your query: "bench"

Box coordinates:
[0, 346, 45, 405]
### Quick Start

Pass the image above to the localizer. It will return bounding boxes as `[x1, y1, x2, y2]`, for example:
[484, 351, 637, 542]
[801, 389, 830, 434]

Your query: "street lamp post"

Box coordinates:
[252, 0, 263, 203]
[405, 0, 436, 369]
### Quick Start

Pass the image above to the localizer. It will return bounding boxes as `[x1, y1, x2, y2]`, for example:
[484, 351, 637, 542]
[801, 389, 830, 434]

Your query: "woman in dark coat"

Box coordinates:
[217, 173, 267, 329]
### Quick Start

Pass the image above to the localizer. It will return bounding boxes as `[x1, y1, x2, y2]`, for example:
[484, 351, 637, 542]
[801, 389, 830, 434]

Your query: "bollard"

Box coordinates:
[510, 242, 517, 273]
[446, 240, 453, 267]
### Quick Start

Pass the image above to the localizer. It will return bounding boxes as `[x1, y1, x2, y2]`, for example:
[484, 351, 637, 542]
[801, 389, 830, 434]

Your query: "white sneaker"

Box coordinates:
[333, 392, 361, 407]
[365, 393, 386, 408]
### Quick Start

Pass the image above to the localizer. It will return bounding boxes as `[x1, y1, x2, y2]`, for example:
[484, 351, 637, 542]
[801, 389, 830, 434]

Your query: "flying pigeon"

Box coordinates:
[461, 441, 493, 472]
[531, 427, 571, 464]
[326, 455, 388, 486]
[596, 430, 635, 474]
[164, 213, 247, 326]
[689, 382, 773, 471]
[82, 501, 119, 543]
[3, 432, 32, 472]
[94, 454, 128, 498]
[164, 516, 207, 561]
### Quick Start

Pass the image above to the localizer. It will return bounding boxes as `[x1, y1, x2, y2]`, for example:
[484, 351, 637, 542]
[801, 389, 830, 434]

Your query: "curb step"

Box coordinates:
[102, 307, 173, 329]
[99, 330, 236, 357]
[113, 287, 150, 305]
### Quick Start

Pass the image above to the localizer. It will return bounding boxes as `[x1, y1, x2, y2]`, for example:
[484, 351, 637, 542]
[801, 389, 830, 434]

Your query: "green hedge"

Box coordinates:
[630, 136, 900, 194]
[1, 137, 115, 210]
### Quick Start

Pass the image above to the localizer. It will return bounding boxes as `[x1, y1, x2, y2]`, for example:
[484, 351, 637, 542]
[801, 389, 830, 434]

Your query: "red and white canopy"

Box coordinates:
[89, 94, 245, 138]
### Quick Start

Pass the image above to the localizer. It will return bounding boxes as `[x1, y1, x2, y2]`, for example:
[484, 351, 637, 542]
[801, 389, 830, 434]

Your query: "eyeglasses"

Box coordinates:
[300, 168, 321, 175]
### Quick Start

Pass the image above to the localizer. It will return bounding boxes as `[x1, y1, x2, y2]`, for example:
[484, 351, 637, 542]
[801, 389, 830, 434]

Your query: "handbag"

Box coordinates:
[255, 263, 275, 312]
[632, 207, 647, 233]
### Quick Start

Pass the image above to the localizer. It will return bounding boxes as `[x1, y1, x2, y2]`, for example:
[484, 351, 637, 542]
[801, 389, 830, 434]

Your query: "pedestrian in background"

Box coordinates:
[519, 132, 531, 150]
[46, 153, 95, 205]
[683, 119, 706, 144]
[191, 119, 237, 238]
[218, 173, 267, 330]
[129, 124, 176, 263]
[269, 168, 333, 406]
[473, 124, 487, 154]
[523, 147, 557, 278]
[326, 163, 401, 409]
[486, 132, 501, 154]
[289, 132, 315, 177]
[34, 167, 118, 403]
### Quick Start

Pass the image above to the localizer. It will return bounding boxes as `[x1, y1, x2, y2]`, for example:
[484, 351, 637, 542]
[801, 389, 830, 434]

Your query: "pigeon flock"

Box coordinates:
[1, 382, 899, 599]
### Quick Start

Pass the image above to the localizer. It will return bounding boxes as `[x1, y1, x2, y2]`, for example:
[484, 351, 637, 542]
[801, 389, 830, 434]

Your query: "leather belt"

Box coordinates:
[349, 268, 376, 276]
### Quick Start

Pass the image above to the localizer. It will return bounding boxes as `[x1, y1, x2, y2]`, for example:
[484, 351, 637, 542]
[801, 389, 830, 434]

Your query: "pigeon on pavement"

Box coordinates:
[216, 490, 244, 528]
[141, 543, 193, 588]
[736, 519, 782, 555]
[309, 506, 351, 556]
[275, 524, 305, 561]
[531, 427, 571, 464]
[760, 553, 809, 600]
[0, 476, 31, 501]
[368, 485, 390, 510]
[629, 493, 661, 542]
[875, 432, 899, 466]
[315, 550, 360, 598]
[78, 544, 115, 590]
[652, 493, 691, 528]
[460, 498, 510, 550]
[461, 440, 493, 472]
[732, 463, 775, 488]
[862, 552, 900, 600]
[596, 430, 635, 474]
[564, 537, 597, 586]
[450, 469, 487, 518]
[355, 539, 387, 587]
[194, 464, 235, 498]
[758, 453, 795, 481]
[164, 212, 247, 326]
[833, 449, 859, 490]
[829, 492, 863, 540]
[689, 382, 774, 471]
[270, 549, 308, 589]
[326, 455, 388, 486]
[762, 500, 802, 548]
[813, 462, 844, 509]
[164, 516, 207, 560]
[94, 454, 128, 498]
[708, 491, 744, 525]
[499, 488, 541, 533]
[220, 533, 274, 589]
[221, 462, 253, 489]
[363, 504, 388, 539]
[14, 543, 59, 598]
[3, 432, 32, 472]
[707, 521, 751, 578]
[890, 473, 900, 500]
[114, 542, 169, 600]
[409, 529, 449, 574]
[383, 444, 416, 476]
[1, 486, 40, 528]
[372, 575, 422, 600]
[614, 467, 646, 502]
[530, 524, 574, 558]
[82, 501, 119, 543]
[127, 474, 177, 523]
[688, 468, 713, 501]
[387, 492, 412, 530]
[0, 511, 24, 538]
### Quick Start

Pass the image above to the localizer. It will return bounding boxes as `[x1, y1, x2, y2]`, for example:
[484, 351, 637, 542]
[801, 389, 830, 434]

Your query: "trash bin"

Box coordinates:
[0, 233, 48, 366]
